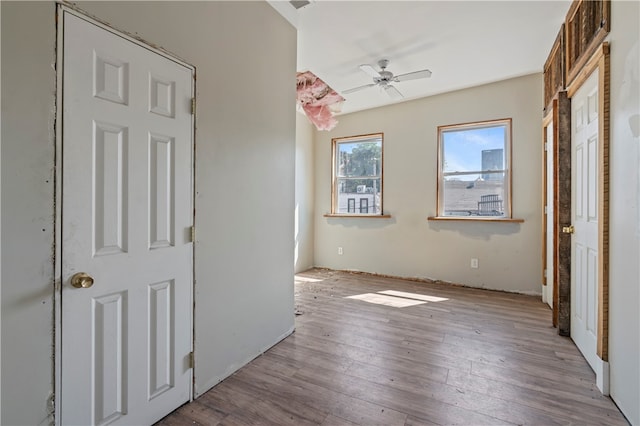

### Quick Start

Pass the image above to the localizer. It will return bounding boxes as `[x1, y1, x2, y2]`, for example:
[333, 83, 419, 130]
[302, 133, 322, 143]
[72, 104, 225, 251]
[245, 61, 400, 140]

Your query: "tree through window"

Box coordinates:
[331, 133, 383, 215]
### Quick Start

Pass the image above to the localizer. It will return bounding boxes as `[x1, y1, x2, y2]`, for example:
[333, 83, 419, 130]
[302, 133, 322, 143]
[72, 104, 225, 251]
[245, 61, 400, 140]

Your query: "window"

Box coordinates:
[331, 133, 383, 215]
[437, 119, 512, 218]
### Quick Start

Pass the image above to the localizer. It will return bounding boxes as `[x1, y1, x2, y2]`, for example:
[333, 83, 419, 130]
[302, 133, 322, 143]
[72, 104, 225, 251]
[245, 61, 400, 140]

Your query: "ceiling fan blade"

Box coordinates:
[394, 69, 432, 82]
[342, 83, 376, 94]
[359, 64, 381, 78]
[384, 85, 403, 100]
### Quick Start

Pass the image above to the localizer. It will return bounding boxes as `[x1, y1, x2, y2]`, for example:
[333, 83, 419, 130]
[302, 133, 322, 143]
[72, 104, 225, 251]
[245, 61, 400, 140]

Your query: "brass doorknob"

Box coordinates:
[562, 225, 575, 234]
[70, 272, 94, 288]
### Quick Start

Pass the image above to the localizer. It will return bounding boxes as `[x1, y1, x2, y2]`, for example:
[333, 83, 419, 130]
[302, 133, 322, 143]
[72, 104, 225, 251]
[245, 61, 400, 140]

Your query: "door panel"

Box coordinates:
[61, 12, 193, 425]
[92, 292, 128, 424]
[93, 121, 129, 255]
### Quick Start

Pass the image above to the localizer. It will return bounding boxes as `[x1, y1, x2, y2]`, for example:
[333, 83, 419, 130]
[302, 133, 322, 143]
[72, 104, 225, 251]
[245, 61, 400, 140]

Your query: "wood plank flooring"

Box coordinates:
[156, 269, 629, 425]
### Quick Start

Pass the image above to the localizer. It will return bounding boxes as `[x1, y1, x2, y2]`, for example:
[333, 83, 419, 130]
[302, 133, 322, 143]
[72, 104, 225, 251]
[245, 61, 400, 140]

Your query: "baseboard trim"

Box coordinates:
[596, 358, 610, 395]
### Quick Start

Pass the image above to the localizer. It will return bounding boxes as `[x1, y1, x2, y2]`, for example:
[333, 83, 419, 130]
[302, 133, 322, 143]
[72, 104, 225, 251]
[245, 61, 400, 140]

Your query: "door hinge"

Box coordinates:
[543, 268, 547, 278]
[544, 205, 548, 214]
[190, 226, 195, 242]
[544, 142, 548, 151]
[189, 351, 194, 369]
[191, 98, 196, 115]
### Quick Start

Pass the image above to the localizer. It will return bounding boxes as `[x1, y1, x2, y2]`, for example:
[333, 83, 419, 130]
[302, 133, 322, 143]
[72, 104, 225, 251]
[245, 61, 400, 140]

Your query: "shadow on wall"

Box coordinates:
[325, 216, 398, 230]
[428, 220, 522, 241]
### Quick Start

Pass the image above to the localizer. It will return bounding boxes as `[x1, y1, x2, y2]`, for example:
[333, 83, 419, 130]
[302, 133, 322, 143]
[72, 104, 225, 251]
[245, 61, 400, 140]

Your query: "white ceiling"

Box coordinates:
[270, 0, 571, 115]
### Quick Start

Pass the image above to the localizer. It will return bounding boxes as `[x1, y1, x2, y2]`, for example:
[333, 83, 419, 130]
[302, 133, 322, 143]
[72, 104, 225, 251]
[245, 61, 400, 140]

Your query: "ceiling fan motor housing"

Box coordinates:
[376, 70, 394, 84]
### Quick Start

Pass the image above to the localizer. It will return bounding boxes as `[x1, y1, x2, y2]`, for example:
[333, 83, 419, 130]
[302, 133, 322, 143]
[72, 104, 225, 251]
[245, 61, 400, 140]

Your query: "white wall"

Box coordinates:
[607, 1, 640, 423]
[314, 74, 543, 294]
[295, 113, 315, 273]
[1, 1, 296, 423]
[1, 3, 57, 425]
[0, 3, 3, 421]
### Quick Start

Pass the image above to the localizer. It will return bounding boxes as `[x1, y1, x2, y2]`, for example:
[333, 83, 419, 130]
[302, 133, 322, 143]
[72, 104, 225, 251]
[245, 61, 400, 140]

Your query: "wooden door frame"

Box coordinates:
[542, 109, 551, 303]
[544, 92, 572, 336]
[53, 5, 197, 424]
[546, 42, 610, 374]
[564, 42, 610, 391]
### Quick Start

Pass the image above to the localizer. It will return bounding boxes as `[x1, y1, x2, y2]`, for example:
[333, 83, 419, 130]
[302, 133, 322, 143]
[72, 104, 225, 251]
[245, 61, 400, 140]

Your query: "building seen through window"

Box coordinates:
[437, 119, 512, 218]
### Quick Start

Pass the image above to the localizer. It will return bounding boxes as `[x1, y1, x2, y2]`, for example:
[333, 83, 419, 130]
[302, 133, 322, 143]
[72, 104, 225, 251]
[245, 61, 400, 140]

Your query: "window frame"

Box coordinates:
[435, 118, 514, 220]
[330, 133, 384, 217]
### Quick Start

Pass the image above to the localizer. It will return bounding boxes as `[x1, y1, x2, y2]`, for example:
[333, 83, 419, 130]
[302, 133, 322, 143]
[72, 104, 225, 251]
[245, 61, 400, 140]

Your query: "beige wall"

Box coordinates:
[314, 73, 543, 294]
[1, 3, 57, 425]
[295, 113, 315, 273]
[1, 1, 296, 424]
[607, 1, 640, 423]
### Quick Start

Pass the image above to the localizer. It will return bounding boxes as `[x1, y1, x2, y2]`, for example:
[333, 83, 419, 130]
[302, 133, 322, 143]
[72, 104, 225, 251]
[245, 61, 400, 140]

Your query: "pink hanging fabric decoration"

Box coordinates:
[296, 71, 345, 131]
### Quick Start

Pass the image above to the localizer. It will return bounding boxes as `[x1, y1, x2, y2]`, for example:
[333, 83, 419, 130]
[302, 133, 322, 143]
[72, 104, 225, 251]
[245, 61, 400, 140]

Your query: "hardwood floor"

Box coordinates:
[157, 269, 629, 425]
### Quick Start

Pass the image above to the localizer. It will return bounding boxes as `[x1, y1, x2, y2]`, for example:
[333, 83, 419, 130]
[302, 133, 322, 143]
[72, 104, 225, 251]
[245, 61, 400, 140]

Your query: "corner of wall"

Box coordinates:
[295, 112, 316, 273]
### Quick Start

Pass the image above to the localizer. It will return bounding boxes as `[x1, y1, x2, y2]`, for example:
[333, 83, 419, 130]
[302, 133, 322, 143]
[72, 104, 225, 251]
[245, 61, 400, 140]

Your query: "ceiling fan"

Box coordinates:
[343, 59, 432, 100]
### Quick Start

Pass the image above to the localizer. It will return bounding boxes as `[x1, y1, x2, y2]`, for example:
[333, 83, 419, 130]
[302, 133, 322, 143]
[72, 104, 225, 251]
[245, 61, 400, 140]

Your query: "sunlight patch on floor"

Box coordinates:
[346, 289, 449, 308]
[346, 293, 427, 308]
[295, 275, 324, 283]
[378, 289, 449, 303]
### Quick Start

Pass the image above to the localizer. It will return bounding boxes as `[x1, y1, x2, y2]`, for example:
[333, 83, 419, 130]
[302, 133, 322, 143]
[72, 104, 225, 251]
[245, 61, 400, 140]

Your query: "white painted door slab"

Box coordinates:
[571, 69, 599, 373]
[545, 121, 554, 308]
[61, 12, 194, 425]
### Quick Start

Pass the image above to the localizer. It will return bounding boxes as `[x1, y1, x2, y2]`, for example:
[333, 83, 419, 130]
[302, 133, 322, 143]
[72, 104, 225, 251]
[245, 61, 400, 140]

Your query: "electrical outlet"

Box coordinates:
[471, 258, 479, 269]
[338, 247, 343, 255]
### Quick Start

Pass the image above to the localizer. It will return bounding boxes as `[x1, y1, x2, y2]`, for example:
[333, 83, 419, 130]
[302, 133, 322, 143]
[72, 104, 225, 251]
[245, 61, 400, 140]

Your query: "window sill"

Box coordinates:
[427, 216, 524, 223]
[324, 214, 392, 219]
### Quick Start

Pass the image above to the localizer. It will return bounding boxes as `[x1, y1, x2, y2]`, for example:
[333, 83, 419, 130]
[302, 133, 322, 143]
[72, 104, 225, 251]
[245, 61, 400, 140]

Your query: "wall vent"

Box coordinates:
[290, 1, 311, 10]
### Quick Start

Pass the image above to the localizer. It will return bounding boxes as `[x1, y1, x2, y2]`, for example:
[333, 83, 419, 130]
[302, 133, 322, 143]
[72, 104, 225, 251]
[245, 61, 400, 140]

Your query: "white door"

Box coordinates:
[571, 69, 600, 373]
[61, 12, 194, 425]
[544, 121, 554, 308]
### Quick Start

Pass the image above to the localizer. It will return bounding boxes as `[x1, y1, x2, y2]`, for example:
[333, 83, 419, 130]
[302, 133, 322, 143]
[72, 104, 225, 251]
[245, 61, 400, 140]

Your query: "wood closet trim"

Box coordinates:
[543, 26, 565, 114]
[541, 107, 553, 320]
[565, 0, 610, 86]
[542, 93, 571, 335]
[556, 92, 572, 337]
[542, 108, 553, 291]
